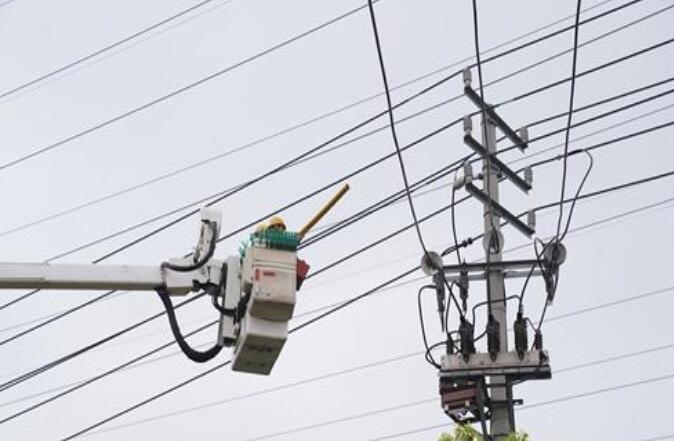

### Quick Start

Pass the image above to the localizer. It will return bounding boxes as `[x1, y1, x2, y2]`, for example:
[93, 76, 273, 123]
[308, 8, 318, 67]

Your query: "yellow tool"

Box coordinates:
[298, 183, 350, 240]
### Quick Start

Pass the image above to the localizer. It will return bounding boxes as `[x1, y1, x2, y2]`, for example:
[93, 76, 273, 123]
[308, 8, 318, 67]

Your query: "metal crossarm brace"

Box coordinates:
[463, 85, 528, 151]
[463, 132, 531, 193]
[464, 181, 534, 237]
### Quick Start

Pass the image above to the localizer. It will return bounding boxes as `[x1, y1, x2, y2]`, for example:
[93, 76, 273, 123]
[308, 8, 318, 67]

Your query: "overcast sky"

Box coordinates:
[0, 0, 673, 440]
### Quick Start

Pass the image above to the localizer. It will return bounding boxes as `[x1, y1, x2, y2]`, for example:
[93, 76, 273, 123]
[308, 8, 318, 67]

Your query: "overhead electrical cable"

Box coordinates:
[234, 341, 674, 441]
[0, 0, 662, 282]
[4, 169, 672, 432]
[0, 0, 650, 186]
[357, 371, 674, 441]
[0, 0, 228, 101]
[1, 17, 668, 384]
[50, 170, 674, 440]
[556, 0, 585, 239]
[61, 267, 674, 441]
[3, 100, 671, 383]
[0, 0, 389, 173]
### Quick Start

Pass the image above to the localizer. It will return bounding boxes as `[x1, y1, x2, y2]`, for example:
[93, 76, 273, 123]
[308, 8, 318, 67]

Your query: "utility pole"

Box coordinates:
[480, 112, 513, 438]
[423, 68, 566, 441]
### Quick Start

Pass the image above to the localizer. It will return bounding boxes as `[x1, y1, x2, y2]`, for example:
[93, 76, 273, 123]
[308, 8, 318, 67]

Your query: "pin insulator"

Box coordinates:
[534, 329, 544, 350]
[459, 318, 476, 361]
[486, 314, 501, 360]
[514, 312, 528, 359]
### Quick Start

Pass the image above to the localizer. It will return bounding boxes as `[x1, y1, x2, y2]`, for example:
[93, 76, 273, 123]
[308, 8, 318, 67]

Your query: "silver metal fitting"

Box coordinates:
[524, 167, 533, 186]
[462, 68, 472, 87]
[463, 116, 473, 135]
[527, 210, 536, 231]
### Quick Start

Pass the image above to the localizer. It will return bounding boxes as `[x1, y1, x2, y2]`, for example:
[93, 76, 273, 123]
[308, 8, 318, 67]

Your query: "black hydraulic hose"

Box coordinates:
[162, 221, 217, 272]
[155, 287, 222, 363]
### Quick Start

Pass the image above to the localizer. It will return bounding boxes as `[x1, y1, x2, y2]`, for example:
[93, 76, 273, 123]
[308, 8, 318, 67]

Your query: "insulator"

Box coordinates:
[459, 318, 475, 360]
[514, 312, 528, 359]
[433, 274, 446, 331]
[486, 314, 501, 360]
[534, 329, 544, 350]
[459, 269, 469, 313]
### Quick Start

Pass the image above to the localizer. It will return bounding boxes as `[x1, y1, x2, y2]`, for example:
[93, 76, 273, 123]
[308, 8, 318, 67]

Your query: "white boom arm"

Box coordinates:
[0, 207, 301, 376]
[0, 208, 224, 295]
[0, 262, 195, 293]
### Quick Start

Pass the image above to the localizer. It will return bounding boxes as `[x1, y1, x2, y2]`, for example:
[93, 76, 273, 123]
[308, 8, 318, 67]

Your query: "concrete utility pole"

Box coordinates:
[426, 68, 566, 441]
[480, 115, 514, 438]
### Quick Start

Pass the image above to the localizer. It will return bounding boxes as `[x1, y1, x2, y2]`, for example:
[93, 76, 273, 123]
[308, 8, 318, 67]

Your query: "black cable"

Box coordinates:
[312, 115, 674, 280]
[0, 0, 651, 244]
[1, 25, 664, 392]
[368, 0, 464, 323]
[10, 0, 659, 264]
[0, 0, 662, 276]
[0, 0, 219, 101]
[0, 1, 381, 173]
[161, 221, 217, 272]
[81, 279, 674, 438]
[301, 76, 674, 250]
[556, 0, 584, 239]
[450, 184, 462, 264]
[0, 292, 207, 394]
[0, 319, 218, 425]
[232, 336, 674, 441]
[354, 373, 674, 441]
[417, 286, 442, 368]
[155, 287, 221, 363]
[367, 0, 429, 253]
[49, 185, 674, 438]
[3, 0, 645, 180]
[5, 125, 674, 426]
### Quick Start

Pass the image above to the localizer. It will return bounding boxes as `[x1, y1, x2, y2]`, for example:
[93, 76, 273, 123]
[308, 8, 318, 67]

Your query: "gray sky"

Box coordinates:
[0, 0, 673, 440]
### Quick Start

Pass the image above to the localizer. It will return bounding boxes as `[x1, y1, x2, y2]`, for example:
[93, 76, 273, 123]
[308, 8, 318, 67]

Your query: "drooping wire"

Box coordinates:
[0, 0, 221, 101]
[0, 1, 379, 173]
[3, 34, 672, 394]
[0, 0, 655, 248]
[0, 292, 207, 394]
[418, 286, 442, 368]
[33, 172, 674, 435]
[366, 0, 464, 323]
[556, 0, 585, 239]
[155, 287, 221, 363]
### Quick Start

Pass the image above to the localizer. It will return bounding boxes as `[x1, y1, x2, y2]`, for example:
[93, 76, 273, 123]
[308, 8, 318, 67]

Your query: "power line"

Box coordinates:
[1, 14, 672, 402]
[2, 171, 667, 432]
[0, 0, 380, 173]
[51, 171, 674, 439]
[0, 0, 652, 241]
[4, 92, 672, 336]
[555, 0, 584, 240]
[3, 30, 657, 341]
[85, 304, 674, 439]
[0, 0, 231, 101]
[359, 369, 674, 441]
[6, 103, 674, 381]
[0, 0, 660, 287]
[235, 341, 674, 441]
[0, 293, 207, 394]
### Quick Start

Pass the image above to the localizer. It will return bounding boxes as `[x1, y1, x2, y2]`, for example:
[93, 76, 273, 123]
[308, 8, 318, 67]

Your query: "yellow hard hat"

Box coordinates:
[254, 223, 266, 233]
[268, 215, 286, 230]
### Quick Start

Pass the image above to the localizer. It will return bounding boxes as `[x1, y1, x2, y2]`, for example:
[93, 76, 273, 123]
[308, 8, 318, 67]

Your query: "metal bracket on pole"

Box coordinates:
[440, 351, 551, 381]
[463, 69, 528, 151]
[463, 127, 531, 193]
[465, 181, 534, 237]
